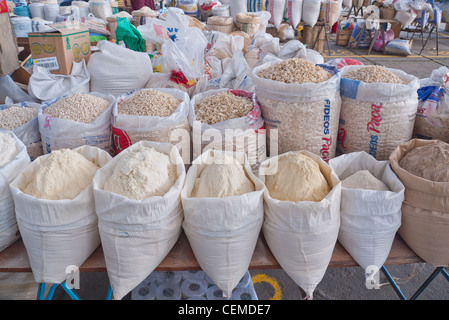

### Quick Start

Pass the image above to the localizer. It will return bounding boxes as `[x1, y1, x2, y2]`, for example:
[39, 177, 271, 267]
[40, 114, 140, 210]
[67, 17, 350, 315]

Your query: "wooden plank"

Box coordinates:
[0, 12, 19, 75]
[0, 233, 423, 274]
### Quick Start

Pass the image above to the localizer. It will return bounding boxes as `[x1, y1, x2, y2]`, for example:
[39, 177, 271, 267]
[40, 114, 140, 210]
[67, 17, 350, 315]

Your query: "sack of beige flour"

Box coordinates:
[38, 92, 115, 155]
[250, 58, 341, 163]
[92, 141, 186, 300]
[389, 139, 449, 267]
[413, 66, 449, 143]
[0, 130, 30, 252]
[181, 150, 265, 298]
[112, 88, 191, 163]
[190, 89, 266, 173]
[337, 65, 420, 160]
[329, 151, 404, 272]
[0, 101, 43, 161]
[259, 150, 341, 299]
[10, 146, 112, 283]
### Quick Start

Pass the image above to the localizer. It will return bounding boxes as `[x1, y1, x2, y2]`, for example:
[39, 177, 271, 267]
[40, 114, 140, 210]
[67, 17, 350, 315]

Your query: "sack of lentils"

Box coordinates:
[250, 57, 341, 164]
[337, 65, 420, 160]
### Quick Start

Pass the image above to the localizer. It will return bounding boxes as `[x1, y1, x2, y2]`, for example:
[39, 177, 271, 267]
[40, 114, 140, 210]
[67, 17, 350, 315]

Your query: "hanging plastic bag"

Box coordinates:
[0, 75, 34, 105]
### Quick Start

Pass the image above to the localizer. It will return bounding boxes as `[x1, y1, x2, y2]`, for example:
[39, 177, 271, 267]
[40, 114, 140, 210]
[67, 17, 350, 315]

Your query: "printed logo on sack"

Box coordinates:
[65, 265, 80, 290]
[321, 99, 332, 163]
[366, 103, 382, 159]
[112, 127, 132, 155]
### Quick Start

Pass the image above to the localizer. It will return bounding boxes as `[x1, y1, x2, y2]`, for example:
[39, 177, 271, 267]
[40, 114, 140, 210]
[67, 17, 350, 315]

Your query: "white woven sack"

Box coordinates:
[0, 130, 30, 252]
[38, 92, 115, 155]
[329, 151, 404, 272]
[259, 150, 341, 299]
[92, 141, 186, 300]
[9, 145, 112, 284]
[181, 150, 265, 298]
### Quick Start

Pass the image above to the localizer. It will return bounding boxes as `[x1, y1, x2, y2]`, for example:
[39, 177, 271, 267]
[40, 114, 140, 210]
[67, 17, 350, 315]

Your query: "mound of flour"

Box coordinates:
[342, 170, 390, 191]
[0, 131, 18, 168]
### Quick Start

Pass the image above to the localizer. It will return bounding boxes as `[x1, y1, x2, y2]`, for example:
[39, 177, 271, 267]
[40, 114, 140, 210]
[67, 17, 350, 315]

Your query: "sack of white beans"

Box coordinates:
[337, 65, 420, 161]
[0, 130, 30, 253]
[112, 88, 191, 163]
[38, 92, 115, 155]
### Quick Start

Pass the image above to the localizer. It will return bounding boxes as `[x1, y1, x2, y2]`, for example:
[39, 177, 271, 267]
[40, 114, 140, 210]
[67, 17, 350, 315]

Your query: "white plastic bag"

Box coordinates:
[87, 41, 153, 97]
[38, 92, 115, 155]
[0, 75, 34, 105]
[302, 0, 321, 27]
[0, 130, 30, 253]
[329, 151, 404, 272]
[92, 141, 186, 300]
[181, 150, 265, 298]
[112, 88, 191, 163]
[10, 145, 112, 283]
[28, 60, 90, 102]
[259, 150, 341, 299]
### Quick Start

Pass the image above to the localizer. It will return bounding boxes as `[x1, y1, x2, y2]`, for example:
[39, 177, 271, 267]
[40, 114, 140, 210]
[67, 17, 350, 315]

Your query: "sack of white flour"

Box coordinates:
[0, 130, 30, 252]
[337, 65, 419, 160]
[259, 150, 341, 299]
[251, 58, 341, 163]
[38, 92, 115, 156]
[10, 146, 112, 283]
[112, 88, 191, 163]
[190, 89, 266, 173]
[92, 141, 186, 300]
[181, 150, 265, 298]
[329, 151, 404, 273]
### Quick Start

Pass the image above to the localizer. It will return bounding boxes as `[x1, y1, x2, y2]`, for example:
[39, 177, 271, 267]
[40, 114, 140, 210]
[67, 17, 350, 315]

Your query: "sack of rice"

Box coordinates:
[389, 139, 449, 267]
[235, 12, 262, 37]
[329, 151, 404, 272]
[112, 88, 191, 164]
[206, 15, 236, 34]
[190, 89, 266, 173]
[38, 92, 115, 156]
[337, 65, 420, 160]
[181, 150, 265, 298]
[259, 150, 341, 299]
[92, 141, 186, 300]
[10, 146, 112, 283]
[320, 0, 343, 26]
[267, 0, 286, 28]
[0, 102, 43, 161]
[414, 66, 449, 143]
[250, 58, 341, 163]
[302, 0, 322, 27]
[286, 0, 304, 28]
[0, 130, 30, 252]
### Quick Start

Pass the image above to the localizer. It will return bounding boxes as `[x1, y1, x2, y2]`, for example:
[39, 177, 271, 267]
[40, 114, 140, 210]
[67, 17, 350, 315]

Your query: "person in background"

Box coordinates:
[59, 0, 88, 7]
[129, 0, 154, 11]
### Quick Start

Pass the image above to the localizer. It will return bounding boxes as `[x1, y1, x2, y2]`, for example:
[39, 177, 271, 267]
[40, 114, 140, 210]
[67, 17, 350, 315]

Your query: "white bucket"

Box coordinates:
[43, 4, 59, 22]
[29, 3, 45, 19]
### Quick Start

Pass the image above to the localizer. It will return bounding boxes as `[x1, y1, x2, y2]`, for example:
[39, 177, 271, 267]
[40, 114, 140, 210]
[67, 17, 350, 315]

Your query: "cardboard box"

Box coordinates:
[28, 22, 91, 75]
[11, 54, 33, 86]
[336, 29, 352, 46]
[299, 22, 326, 53]
[0, 12, 20, 76]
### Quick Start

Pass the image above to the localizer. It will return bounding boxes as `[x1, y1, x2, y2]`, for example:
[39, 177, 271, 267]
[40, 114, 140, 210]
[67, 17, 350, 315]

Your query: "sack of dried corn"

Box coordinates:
[0, 102, 43, 161]
[0, 130, 30, 253]
[413, 66, 449, 143]
[38, 92, 115, 155]
[190, 89, 266, 173]
[250, 58, 341, 163]
[112, 88, 191, 164]
[337, 65, 420, 161]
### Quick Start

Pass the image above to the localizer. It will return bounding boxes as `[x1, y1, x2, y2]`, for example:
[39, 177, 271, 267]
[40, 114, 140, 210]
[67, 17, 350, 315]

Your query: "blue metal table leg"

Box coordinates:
[37, 283, 46, 300]
[441, 268, 449, 282]
[106, 284, 113, 300]
[60, 281, 81, 300]
[381, 266, 407, 300]
[410, 267, 444, 300]
[45, 284, 58, 300]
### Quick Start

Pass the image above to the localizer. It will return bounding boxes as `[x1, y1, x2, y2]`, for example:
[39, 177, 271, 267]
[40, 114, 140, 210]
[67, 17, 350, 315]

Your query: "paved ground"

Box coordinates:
[1, 21, 449, 302]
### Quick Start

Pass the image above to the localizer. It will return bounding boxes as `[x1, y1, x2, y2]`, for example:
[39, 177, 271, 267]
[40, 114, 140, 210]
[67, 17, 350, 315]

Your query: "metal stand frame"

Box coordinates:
[37, 282, 114, 300]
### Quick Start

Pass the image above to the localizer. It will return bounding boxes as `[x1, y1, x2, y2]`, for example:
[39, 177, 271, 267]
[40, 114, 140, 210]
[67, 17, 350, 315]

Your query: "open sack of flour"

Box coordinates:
[181, 150, 265, 298]
[259, 150, 341, 299]
[10, 146, 112, 283]
[92, 141, 186, 300]
[389, 139, 449, 267]
[190, 89, 266, 173]
[251, 58, 341, 163]
[329, 151, 404, 273]
[112, 88, 191, 163]
[337, 65, 419, 160]
[38, 92, 115, 155]
[0, 130, 30, 252]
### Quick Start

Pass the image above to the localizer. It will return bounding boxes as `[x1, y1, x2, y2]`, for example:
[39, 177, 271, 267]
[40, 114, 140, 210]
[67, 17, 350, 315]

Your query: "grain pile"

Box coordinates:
[0, 131, 18, 168]
[22, 149, 99, 200]
[118, 90, 182, 117]
[342, 170, 390, 191]
[337, 65, 419, 160]
[43, 93, 111, 123]
[265, 152, 331, 202]
[344, 65, 406, 84]
[194, 92, 254, 125]
[0, 107, 37, 129]
[256, 58, 332, 84]
[399, 140, 449, 182]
